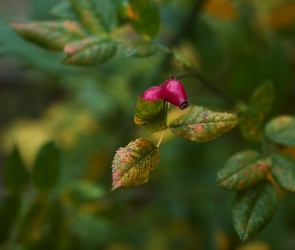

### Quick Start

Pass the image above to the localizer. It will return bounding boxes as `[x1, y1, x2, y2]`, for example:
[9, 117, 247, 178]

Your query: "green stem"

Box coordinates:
[175, 71, 236, 107]
[157, 129, 167, 148]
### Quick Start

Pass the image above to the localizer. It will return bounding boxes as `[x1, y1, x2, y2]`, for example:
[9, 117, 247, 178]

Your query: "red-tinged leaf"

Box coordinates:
[11, 21, 87, 51]
[70, 0, 106, 34]
[237, 108, 264, 142]
[112, 138, 159, 190]
[216, 151, 271, 190]
[121, 40, 157, 58]
[265, 115, 295, 146]
[32, 141, 61, 191]
[0, 195, 21, 244]
[134, 97, 167, 132]
[250, 80, 274, 116]
[232, 181, 277, 241]
[126, 0, 160, 38]
[63, 37, 117, 66]
[169, 106, 238, 142]
[270, 153, 295, 192]
[3, 146, 30, 195]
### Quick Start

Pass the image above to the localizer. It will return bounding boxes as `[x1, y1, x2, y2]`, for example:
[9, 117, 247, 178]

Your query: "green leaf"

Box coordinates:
[126, 0, 160, 38]
[169, 106, 238, 142]
[70, 0, 106, 34]
[11, 21, 87, 51]
[112, 138, 159, 190]
[134, 97, 167, 132]
[50, 0, 78, 20]
[250, 80, 274, 116]
[172, 49, 194, 70]
[237, 108, 264, 142]
[0, 195, 21, 244]
[3, 147, 30, 194]
[270, 153, 295, 192]
[216, 151, 270, 190]
[17, 194, 50, 244]
[63, 37, 117, 66]
[232, 181, 277, 241]
[265, 115, 295, 146]
[121, 40, 157, 58]
[93, 0, 118, 31]
[32, 141, 61, 191]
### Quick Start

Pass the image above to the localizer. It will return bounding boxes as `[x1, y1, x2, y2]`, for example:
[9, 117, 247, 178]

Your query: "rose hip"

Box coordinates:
[140, 85, 163, 100]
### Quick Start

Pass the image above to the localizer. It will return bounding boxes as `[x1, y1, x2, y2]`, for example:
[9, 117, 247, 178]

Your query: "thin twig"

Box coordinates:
[157, 129, 167, 148]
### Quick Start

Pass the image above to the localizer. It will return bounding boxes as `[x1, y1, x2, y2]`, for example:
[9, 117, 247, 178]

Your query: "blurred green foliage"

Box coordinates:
[1, 0, 295, 249]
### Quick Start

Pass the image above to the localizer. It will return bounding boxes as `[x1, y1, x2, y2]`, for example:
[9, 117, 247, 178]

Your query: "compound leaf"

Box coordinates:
[126, 0, 160, 38]
[121, 40, 157, 58]
[63, 37, 117, 66]
[232, 181, 277, 241]
[270, 153, 295, 192]
[112, 138, 159, 190]
[250, 80, 274, 116]
[134, 97, 167, 132]
[70, 0, 106, 34]
[169, 106, 238, 142]
[237, 108, 264, 142]
[32, 141, 61, 191]
[3, 146, 30, 195]
[216, 150, 270, 190]
[11, 20, 86, 51]
[265, 115, 295, 146]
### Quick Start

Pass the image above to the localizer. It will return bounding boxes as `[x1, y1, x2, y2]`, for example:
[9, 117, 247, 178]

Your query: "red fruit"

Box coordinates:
[162, 78, 189, 110]
[140, 85, 163, 100]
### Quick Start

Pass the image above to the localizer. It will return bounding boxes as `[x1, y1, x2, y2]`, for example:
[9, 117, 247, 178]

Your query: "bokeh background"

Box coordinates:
[1, 0, 295, 249]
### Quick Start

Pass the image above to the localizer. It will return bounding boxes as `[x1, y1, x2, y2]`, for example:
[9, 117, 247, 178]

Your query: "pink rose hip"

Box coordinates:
[162, 78, 189, 110]
[140, 85, 163, 100]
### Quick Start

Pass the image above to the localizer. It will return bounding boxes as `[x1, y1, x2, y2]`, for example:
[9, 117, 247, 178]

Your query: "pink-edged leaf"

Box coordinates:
[270, 153, 295, 192]
[63, 37, 117, 66]
[216, 150, 271, 190]
[11, 21, 86, 51]
[169, 106, 238, 142]
[232, 181, 277, 241]
[112, 138, 159, 190]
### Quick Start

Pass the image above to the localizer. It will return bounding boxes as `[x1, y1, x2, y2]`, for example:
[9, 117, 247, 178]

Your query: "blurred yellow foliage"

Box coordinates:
[268, 1, 295, 27]
[0, 102, 98, 166]
[236, 240, 270, 250]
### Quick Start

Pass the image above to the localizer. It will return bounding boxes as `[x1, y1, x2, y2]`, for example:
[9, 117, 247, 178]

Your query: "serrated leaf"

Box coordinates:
[0, 195, 21, 244]
[32, 141, 61, 191]
[121, 40, 157, 58]
[270, 153, 295, 192]
[126, 0, 160, 38]
[216, 151, 270, 190]
[265, 115, 295, 146]
[112, 138, 159, 190]
[237, 108, 264, 142]
[11, 21, 87, 51]
[50, 0, 78, 20]
[134, 97, 167, 132]
[63, 37, 117, 66]
[3, 147, 30, 194]
[232, 181, 277, 241]
[17, 195, 50, 244]
[70, 0, 106, 34]
[172, 49, 194, 70]
[250, 80, 274, 116]
[169, 106, 238, 142]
